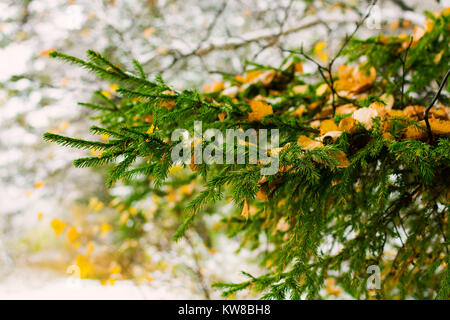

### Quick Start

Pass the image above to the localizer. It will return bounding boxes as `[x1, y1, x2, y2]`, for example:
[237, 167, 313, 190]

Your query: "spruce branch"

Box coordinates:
[43, 132, 119, 150]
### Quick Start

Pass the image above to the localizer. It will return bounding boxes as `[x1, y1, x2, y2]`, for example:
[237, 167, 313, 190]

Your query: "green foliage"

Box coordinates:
[44, 12, 449, 300]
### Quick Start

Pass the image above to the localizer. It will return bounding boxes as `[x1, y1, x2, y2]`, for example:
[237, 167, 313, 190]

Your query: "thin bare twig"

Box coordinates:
[150, 1, 227, 74]
[327, 0, 379, 114]
[251, 0, 295, 60]
[424, 69, 450, 143]
[399, 36, 413, 109]
[280, 0, 377, 113]
[185, 233, 211, 300]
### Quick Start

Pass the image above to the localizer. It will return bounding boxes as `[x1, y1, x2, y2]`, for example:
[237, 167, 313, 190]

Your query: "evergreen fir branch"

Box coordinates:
[43, 132, 119, 150]
[132, 58, 146, 79]
[173, 213, 196, 241]
[73, 151, 124, 168]
[78, 102, 116, 112]
[49, 51, 128, 82]
[89, 126, 125, 138]
[437, 260, 450, 299]
[86, 49, 127, 76]
[50, 50, 157, 87]
[94, 90, 119, 110]
[120, 164, 156, 181]
[116, 87, 177, 100]
[106, 152, 138, 186]
[173, 187, 224, 240]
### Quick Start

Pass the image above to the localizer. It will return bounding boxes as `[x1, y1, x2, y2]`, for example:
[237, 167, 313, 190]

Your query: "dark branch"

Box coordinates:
[424, 68, 450, 143]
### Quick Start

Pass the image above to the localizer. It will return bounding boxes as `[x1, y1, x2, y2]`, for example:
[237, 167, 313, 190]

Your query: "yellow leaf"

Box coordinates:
[100, 223, 113, 237]
[335, 104, 357, 115]
[109, 263, 122, 274]
[241, 200, 250, 220]
[294, 62, 304, 73]
[334, 151, 350, 168]
[101, 90, 111, 98]
[325, 278, 342, 297]
[147, 124, 155, 134]
[181, 184, 193, 195]
[388, 110, 405, 117]
[248, 100, 273, 122]
[314, 41, 328, 62]
[203, 81, 224, 93]
[405, 125, 426, 140]
[293, 105, 306, 117]
[292, 85, 308, 95]
[120, 212, 130, 225]
[168, 192, 176, 202]
[88, 197, 104, 211]
[256, 189, 268, 201]
[67, 226, 80, 245]
[243, 70, 262, 83]
[320, 119, 338, 135]
[427, 119, 450, 136]
[411, 26, 425, 47]
[35, 181, 45, 189]
[212, 81, 225, 92]
[160, 100, 175, 109]
[129, 207, 137, 215]
[335, 65, 376, 93]
[338, 117, 356, 133]
[94, 202, 104, 212]
[40, 48, 55, 56]
[51, 219, 66, 237]
[425, 18, 434, 33]
[218, 112, 226, 122]
[169, 165, 182, 175]
[75, 255, 94, 279]
[316, 83, 329, 96]
[369, 101, 388, 118]
[434, 50, 444, 64]
[109, 83, 119, 92]
[404, 105, 426, 120]
[297, 135, 323, 150]
[442, 7, 450, 16]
